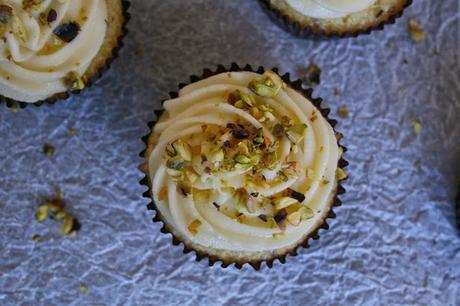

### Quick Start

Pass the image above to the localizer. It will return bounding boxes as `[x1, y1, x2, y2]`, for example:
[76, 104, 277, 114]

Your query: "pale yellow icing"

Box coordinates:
[148, 71, 340, 252]
[0, 0, 107, 102]
[285, 0, 376, 18]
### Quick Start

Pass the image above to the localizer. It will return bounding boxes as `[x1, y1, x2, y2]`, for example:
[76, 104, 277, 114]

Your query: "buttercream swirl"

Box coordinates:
[0, 0, 107, 102]
[149, 71, 340, 253]
[285, 0, 376, 18]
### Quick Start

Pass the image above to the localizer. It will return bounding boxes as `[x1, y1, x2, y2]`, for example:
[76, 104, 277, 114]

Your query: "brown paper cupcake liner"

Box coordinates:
[139, 63, 349, 270]
[0, 0, 131, 110]
[258, 0, 412, 38]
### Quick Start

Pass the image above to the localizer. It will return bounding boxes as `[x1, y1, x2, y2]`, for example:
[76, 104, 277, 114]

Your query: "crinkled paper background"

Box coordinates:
[0, 0, 459, 305]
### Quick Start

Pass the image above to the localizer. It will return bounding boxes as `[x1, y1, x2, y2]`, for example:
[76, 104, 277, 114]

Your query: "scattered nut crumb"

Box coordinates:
[43, 143, 55, 157]
[301, 63, 321, 86]
[80, 284, 89, 294]
[32, 234, 41, 241]
[338, 106, 349, 118]
[333, 88, 340, 96]
[408, 19, 425, 43]
[414, 160, 421, 170]
[411, 119, 422, 134]
[68, 127, 79, 136]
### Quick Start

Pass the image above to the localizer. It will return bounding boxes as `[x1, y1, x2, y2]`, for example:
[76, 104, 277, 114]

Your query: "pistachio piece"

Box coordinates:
[235, 154, 251, 164]
[80, 284, 89, 294]
[35, 205, 49, 222]
[208, 148, 224, 163]
[54, 210, 67, 220]
[275, 197, 299, 210]
[285, 124, 308, 144]
[172, 139, 192, 161]
[302, 63, 321, 86]
[43, 143, 55, 157]
[253, 136, 265, 144]
[64, 71, 85, 91]
[193, 189, 210, 202]
[249, 82, 276, 97]
[187, 219, 202, 236]
[60, 216, 74, 235]
[0, 5, 13, 24]
[32, 234, 42, 241]
[185, 169, 199, 183]
[249, 71, 285, 98]
[408, 19, 425, 43]
[266, 215, 278, 229]
[336, 168, 348, 181]
[47, 199, 64, 213]
[166, 156, 184, 170]
[300, 206, 314, 220]
[287, 211, 301, 226]
[234, 188, 249, 211]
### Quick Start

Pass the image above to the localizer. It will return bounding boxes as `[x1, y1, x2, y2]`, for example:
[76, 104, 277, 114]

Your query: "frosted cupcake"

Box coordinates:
[140, 65, 347, 269]
[0, 0, 129, 106]
[260, 0, 412, 37]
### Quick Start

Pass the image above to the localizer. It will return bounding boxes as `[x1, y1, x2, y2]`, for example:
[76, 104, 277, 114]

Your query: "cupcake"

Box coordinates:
[140, 64, 348, 269]
[260, 0, 412, 37]
[0, 0, 129, 107]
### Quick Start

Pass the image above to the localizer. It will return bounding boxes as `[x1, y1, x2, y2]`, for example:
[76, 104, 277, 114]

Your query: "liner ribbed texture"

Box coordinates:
[139, 63, 349, 270]
[258, 0, 413, 38]
[0, 0, 131, 110]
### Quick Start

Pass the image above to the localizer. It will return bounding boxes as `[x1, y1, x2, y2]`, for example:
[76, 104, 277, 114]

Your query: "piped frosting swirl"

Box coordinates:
[285, 0, 376, 18]
[0, 0, 107, 102]
[148, 71, 341, 253]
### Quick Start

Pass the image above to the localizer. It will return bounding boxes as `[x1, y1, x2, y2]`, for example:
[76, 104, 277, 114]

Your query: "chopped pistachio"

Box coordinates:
[185, 169, 199, 183]
[35, 205, 49, 222]
[54, 210, 67, 220]
[285, 124, 307, 144]
[234, 188, 249, 211]
[411, 120, 422, 134]
[287, 211, 302, 226]
[253, 136, 265, 144]
[172, 139, 192, 161]
[272, 124, 285, 138]
[47, 200, 64, 213]
[300, 206, 314, 220]
[275, 197, 299, 210]
[193, 189, 210, 202]
[80, 284, 89, 294]
[166, 156, 184, 170]
[302, 63, 321, 85]
[235, 154, 251, 164]
[408, 19, 425, 43]
[336, 168, 348, 180]
[60, 216, 74, 235]
[32, 234, 42, 241]
[187, 219, 202, 236]
[0, 5, 13, 24]
[249, 71, 285, 98]
[208, 148, 224, 163]
[338, 106, 349, 118]
[266, 215, 278, 229]
[64, 71, 85, 91]
[43, 143, 55, 157]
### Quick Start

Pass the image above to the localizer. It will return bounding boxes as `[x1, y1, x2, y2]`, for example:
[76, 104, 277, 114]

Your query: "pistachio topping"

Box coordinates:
[249, 70, 286, 98]
[64, 71, 85, 91]
[188, 219, 202, 236]
[0, 5, 13, 24]
[275, 197, 299, 210]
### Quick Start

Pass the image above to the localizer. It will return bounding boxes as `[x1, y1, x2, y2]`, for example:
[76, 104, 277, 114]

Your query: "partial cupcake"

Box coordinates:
[0, 0, 129, 107]
[260, 0, 412, 37]
[140, 65, 348, 269]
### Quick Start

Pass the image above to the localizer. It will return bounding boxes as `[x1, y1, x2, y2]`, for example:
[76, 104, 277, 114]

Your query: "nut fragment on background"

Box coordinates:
[43, 143, 55, 157]
[68, 127, 79, 136]
[408, 19, 425, 43]
[411, 119, 422, 134]
[301, 63, 321, 86]
[80, 284, 89, 294]
[338, 106, 349, 118]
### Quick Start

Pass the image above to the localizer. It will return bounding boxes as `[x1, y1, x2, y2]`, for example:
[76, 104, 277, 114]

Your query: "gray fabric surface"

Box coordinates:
[0, 0, 459, 305]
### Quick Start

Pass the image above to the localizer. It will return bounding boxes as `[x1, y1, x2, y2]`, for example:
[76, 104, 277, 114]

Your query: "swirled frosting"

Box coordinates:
[0, 0, 107, 102]
[285, 0, 376, 18]
[148, 71, 341, 253]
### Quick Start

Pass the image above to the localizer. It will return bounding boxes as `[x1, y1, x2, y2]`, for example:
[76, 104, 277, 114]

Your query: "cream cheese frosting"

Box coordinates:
[285, 0, 376, 18]
[148, 71, 341, 253]
[0, 0, 107, 102]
